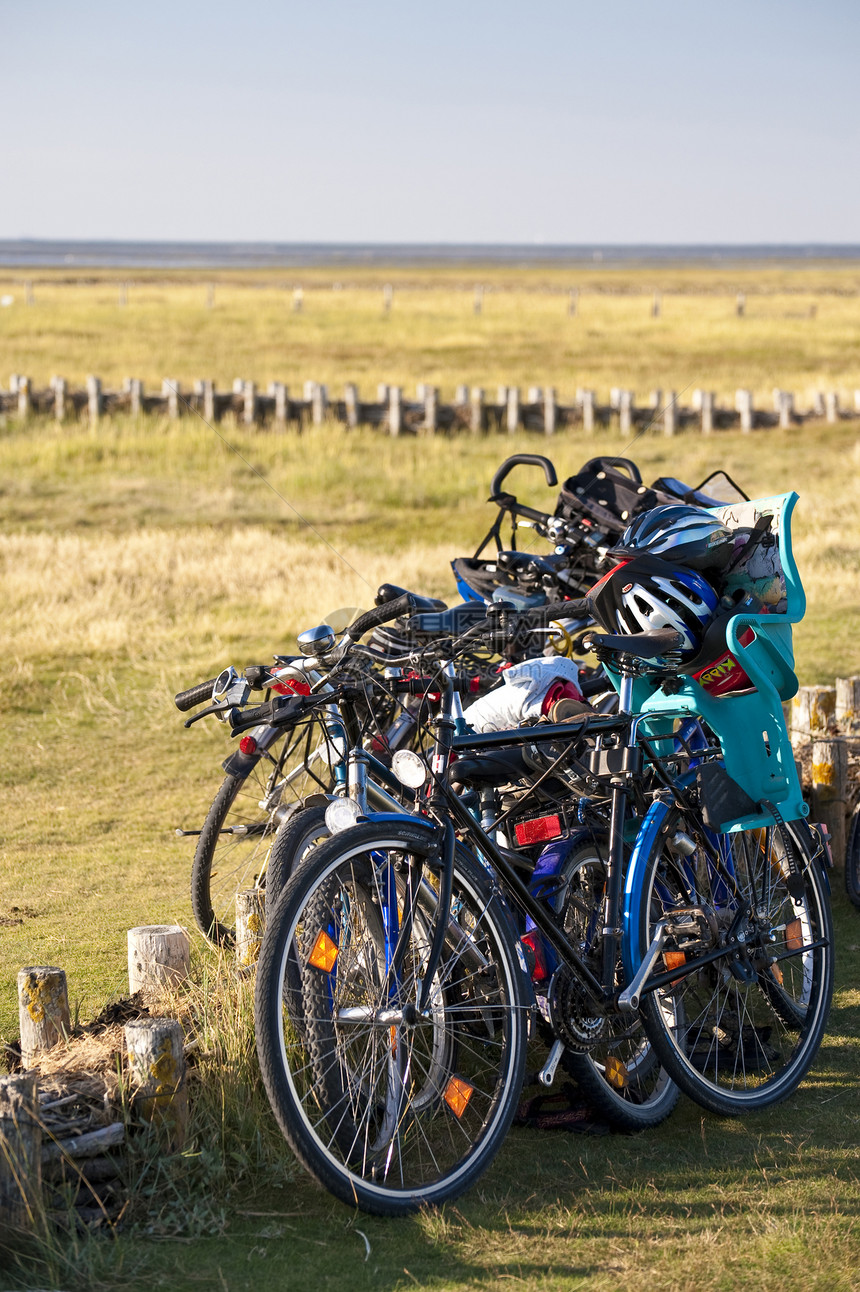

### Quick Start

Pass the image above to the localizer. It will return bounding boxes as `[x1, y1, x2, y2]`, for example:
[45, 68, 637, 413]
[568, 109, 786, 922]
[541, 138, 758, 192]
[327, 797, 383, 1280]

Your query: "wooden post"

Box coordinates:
[51, 376, 67, 423]
[201, 379, 215, 423]
[206, 282, 215, 310]
[17, 967, 71, 1067]
[470, 387, 484, 434]
[86, 375, 102, 423]
[454, 384, 468, 407]
[700, 391, 715, 434]
[423, 385, 438, 434]
[811, 738, 848, 869]
[16, 376, 31, 419]
[650, 389, 663, 412]
[127, 925, 190, 995]
[128, 378, 143, 418]
[544, 387, 557, 435]
[236, 889, 265, 969]
[383, 283, 393, 314]
[811, 391, 825, 418]
[618, 390, 634, 436]
[791, 684, 836, 750]
[528, 386, 543, 406]
[580, 389, 595, 433]
[344, 382, 359, 429]
[377, 382, 389, 405]
[243, 380, 257, 426]
[389, 386, 402, 436]
[776, 390, 794, 429]
[736, 292, 746, 317]
[663, 391, 677, 437]
[735, 389, 753, 433]
[163, 379, 180, 419]
[825, 391, 840, 423]
[0, 1073, 41, 1231]
[473, 284, 483, 315]
[506, 386, 520, 433]
[568, 287, 578, 317]
[124, 1019, 187, 1152]
[312, 383, 328, 425]
[8, 374, 19, 394]
[651, 291, 661, 318]
[836, 676, 860, 734]
[293, 287, 303, 313]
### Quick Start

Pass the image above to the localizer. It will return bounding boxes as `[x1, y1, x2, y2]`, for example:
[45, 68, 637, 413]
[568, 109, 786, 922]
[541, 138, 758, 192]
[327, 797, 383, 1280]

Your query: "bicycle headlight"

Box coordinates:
[391, 749, 428, 789]
[324, 797, 363, 835]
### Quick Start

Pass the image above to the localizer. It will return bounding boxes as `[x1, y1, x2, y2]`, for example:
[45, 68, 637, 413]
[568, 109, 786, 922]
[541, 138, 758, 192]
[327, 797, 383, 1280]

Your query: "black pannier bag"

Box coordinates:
[554, 457, 676, 535]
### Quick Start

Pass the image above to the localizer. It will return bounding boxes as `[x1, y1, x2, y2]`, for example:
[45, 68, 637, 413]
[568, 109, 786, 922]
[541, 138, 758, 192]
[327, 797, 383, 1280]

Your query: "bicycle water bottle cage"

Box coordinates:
[625, 493, 807, 830]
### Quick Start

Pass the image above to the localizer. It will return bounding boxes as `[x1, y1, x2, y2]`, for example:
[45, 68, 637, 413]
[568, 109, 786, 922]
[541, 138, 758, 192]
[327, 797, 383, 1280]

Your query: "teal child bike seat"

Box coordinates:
[627, 492, 807, 830]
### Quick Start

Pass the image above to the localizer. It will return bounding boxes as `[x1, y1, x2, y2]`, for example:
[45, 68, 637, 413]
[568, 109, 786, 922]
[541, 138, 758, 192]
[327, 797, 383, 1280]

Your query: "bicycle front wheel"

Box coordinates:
[636, 811, 834, 1116]
[255, 821, 529, 1215]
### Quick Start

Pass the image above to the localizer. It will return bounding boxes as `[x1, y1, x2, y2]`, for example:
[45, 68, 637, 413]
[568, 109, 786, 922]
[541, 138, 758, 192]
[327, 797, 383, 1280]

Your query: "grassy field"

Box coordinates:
[2, 263, 860, 1289]
[2, 262, 860, 401]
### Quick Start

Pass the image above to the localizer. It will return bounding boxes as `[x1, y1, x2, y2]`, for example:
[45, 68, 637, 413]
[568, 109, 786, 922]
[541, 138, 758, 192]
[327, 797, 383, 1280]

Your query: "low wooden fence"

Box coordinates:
[3, 374, 860, 435]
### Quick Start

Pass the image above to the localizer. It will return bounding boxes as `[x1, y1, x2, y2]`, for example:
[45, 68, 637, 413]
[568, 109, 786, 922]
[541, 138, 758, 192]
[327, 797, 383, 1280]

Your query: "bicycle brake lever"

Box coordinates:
[184, 702, 228, 728]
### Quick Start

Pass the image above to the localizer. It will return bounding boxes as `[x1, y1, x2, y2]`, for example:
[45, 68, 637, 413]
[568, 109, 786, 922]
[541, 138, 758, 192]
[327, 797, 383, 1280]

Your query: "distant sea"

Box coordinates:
[1, 241, 859, 270]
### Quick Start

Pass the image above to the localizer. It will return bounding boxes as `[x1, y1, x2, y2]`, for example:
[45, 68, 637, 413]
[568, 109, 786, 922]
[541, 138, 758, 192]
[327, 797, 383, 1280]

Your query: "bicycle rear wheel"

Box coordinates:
[255, 821, 529, 1215]
[553, 839, 679, 1130]
[845, 803, 860, 909]
[636, 811, 833, 1115]
[189, 718, 336, 945]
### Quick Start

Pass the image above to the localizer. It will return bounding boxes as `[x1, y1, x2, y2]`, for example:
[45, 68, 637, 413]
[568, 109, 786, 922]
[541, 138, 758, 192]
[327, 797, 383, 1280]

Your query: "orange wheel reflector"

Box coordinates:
[444, 1076, 474, 1119]
[308, 929, 338, 972]
[604, 1056, 629, 1090]
[786, 918, 803, 951]
[771, 963, 784, 986]
[663, 951, 686, 972]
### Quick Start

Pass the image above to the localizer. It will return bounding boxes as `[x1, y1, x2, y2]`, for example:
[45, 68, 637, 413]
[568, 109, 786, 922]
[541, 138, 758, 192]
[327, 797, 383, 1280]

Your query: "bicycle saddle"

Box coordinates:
[582, 627, 683, 660]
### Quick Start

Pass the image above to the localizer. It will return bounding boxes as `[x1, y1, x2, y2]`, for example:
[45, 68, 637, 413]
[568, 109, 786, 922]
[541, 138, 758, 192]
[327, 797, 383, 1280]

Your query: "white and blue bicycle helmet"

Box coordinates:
[587, 557, 719, 660]
[611, 504, 735, 570]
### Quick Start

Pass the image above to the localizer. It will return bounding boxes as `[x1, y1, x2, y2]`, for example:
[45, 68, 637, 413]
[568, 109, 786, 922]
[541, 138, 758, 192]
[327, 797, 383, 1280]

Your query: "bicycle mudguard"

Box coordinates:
[621, 794, 674, 984]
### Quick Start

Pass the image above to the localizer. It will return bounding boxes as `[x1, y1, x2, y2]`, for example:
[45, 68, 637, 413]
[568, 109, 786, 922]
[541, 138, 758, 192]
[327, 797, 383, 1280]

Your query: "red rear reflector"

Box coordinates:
[239, 736, 258, 755]
[515, 815, 562, 846]
[272, 678, 311, 696]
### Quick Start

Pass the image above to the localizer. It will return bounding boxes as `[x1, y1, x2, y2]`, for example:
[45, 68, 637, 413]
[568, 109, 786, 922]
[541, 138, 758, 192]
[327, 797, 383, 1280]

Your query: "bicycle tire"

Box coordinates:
[264, 803, 330, 915]
[845, 803, 860, 909]
[554, 840, 679, 1130]
[255, 821, 529, 1215]
[189, 718, 337, 945]
[636, 810, 834, 1116]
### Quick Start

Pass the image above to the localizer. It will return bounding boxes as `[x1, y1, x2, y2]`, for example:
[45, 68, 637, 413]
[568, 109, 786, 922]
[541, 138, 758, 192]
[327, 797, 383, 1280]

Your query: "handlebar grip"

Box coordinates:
[174, 678, 218, 712]
[347, 592, 415, 640]
[525, 599, 589, 623]
[229, 693, 308, 734]
[490, 454, 558, 499]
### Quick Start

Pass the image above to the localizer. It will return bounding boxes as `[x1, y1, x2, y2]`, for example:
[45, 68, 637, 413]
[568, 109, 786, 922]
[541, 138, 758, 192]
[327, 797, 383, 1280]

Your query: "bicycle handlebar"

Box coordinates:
[490, 454, 558, 499]
[347, 592, 445, 641]
[174, 678, 218, 711]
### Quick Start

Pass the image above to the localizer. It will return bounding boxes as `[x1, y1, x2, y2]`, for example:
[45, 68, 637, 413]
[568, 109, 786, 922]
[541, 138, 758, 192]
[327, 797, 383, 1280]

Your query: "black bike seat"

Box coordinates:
[583, 627, 683, 660]
[448, 747, 530, 788]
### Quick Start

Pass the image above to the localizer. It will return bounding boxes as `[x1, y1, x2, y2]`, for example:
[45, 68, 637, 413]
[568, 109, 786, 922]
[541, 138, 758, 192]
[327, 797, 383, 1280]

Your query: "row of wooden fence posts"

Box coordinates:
[8, 283, 780, 321]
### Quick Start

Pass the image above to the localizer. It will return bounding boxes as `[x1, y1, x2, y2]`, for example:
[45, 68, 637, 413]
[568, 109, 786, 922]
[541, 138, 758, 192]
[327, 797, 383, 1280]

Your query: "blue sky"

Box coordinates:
[2, 0, 858, 242]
